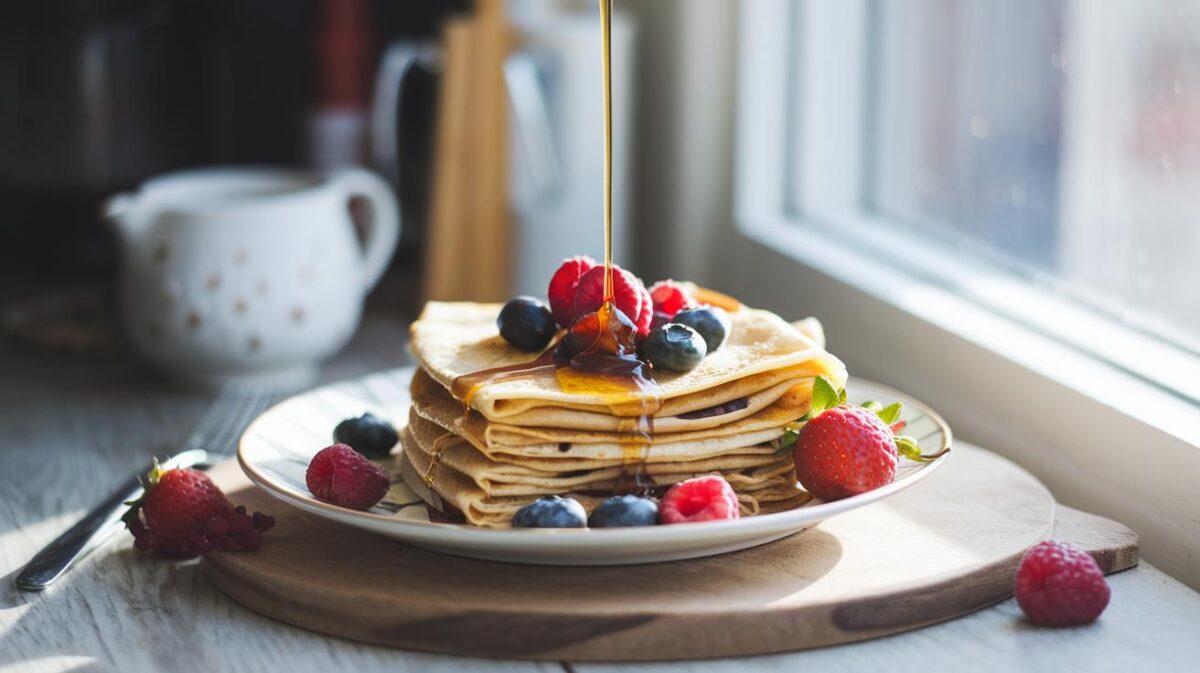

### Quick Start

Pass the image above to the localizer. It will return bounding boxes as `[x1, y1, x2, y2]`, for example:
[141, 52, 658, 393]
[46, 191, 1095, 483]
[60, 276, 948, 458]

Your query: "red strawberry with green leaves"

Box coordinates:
[784, 377, 945, 501]
[122, 461, 274, 558]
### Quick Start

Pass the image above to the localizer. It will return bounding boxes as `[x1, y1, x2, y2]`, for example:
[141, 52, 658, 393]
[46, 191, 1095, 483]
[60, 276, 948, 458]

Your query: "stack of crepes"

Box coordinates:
[399, 301, 848, 527]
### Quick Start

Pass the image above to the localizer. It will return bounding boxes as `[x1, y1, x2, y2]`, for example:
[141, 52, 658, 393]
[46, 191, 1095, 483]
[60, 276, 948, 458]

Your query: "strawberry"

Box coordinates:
[123, 461, 274, 558]
[648, 280, 696, 318]
[573, 264, 653, 336]
[547, 256, 597, 327]
[786, 378, 943, 502]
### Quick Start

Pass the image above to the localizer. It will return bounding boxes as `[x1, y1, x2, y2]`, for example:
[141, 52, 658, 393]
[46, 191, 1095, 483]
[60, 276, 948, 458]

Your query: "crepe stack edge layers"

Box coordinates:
[398, 301, 842, 527]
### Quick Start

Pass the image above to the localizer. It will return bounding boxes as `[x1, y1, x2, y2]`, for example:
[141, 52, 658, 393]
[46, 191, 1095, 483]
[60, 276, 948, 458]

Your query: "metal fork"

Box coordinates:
[15, 384, 274, 591]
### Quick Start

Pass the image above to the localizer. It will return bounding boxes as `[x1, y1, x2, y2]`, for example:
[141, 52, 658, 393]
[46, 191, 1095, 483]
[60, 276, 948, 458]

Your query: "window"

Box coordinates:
[732, 0, 1200, 588]
[739, 0, 1200, 405]
[868, 0, 1200, 352]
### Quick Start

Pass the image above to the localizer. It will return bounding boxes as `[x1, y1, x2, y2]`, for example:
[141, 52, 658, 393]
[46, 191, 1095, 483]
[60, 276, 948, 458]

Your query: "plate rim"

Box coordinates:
[237, 368, 953, 546]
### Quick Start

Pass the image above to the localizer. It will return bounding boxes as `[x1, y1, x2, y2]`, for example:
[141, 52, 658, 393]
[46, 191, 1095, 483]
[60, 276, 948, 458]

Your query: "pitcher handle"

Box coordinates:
[331, 168, 401, 291]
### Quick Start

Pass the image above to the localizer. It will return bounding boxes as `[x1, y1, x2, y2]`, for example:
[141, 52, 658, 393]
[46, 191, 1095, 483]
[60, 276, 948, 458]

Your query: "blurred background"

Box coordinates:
[1, 0, 1198, 390]
[6, 0, 1200, 592]
[0, 0, 713, 386]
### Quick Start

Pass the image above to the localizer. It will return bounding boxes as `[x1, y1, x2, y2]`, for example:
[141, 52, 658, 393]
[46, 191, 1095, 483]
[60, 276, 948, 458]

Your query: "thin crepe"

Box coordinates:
[409, 301, 846, 419]
[407, 407, 780, 472]
[412, 365, 814, 432]
[406, 410, 794, 497]
[410, 369, 810, 461]
[399, 428, 807, 528]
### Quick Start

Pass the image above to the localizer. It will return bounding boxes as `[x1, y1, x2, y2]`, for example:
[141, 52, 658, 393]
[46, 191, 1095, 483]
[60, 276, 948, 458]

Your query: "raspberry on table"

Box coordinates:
[1015, 540, 1111, 626]
[306, 443, 391, 511]
[659, 475, 740, 524]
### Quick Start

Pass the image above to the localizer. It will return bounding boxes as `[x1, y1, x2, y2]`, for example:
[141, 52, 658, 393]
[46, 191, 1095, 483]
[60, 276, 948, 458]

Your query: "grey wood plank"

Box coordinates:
[0, 311, 549, 672]
[5, 309, 1200, 672]
[572, 565, 1200, 673]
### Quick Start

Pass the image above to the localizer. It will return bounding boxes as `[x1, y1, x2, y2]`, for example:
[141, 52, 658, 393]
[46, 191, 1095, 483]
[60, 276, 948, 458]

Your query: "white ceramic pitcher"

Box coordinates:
[105, 166, 399, 390]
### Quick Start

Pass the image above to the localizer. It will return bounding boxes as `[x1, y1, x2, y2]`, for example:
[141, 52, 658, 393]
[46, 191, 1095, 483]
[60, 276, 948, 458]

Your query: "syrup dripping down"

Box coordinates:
[422, 431, 459, 488]
[448, 0, 660, 496]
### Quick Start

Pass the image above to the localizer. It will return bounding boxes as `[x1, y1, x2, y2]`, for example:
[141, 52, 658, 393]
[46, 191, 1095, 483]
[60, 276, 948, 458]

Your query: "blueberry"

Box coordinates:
[498, 296, 557, 352]
[672, 306, 731, 352]
[333, 412, 399, 459]
[512, 495, 587, 528]
[642, 323, 707, 373]
[588, 495, 659, 527]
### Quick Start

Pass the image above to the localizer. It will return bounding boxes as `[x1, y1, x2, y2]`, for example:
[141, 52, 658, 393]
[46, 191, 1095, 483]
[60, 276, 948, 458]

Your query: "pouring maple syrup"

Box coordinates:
[563, 0, 661, 490]
[450, 0, 660, 492]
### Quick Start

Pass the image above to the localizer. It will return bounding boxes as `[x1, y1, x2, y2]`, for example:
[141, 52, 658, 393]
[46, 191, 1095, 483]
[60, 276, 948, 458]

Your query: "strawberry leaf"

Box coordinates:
[861, 400, 884, 413]
[778, 429, 799, 450]
[837, 386, 847, 405]
[877, 402, 903, 425]
[811, 376, 840, 415]
[895, 435, 928, 462]
[777, 420, 806, 450]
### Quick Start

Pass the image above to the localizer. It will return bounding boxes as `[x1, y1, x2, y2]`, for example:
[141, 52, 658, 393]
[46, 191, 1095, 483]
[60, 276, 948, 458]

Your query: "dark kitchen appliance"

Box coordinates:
[0, 0, 314, 278]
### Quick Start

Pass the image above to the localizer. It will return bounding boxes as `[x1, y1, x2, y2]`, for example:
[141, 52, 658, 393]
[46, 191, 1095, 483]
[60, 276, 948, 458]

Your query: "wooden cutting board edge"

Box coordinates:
[201, 503, 1136, 662]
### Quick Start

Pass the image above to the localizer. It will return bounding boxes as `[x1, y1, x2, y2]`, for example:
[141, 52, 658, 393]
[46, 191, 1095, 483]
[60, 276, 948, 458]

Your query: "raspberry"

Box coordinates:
[636, 283, 654, 336]
[573, 265, 650, 336]
[648, 280, 696, 318]
[206, 506, 275, 552]
[1015, 540, 1110, 626]
[659, 475, 740, 524]
[547, 256, 597, 327]
[306, 443, 391, 510]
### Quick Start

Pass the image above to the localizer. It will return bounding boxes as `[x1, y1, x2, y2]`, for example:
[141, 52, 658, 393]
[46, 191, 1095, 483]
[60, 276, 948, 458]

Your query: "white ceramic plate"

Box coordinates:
[238, 366, 951, 565]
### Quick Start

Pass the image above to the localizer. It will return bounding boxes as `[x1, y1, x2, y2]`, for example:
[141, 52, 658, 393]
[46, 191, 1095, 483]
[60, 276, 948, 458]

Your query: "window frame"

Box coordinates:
[730, 0, 1200, 587]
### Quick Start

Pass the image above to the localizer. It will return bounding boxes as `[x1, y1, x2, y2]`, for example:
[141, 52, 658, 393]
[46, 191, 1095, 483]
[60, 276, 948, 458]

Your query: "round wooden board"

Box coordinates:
[202, 445, 1137, 661]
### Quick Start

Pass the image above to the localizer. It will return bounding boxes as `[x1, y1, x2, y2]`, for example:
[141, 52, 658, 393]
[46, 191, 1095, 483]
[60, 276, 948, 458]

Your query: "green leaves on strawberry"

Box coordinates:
[780, 376, 943, 463]
[810, 375, 846, 414]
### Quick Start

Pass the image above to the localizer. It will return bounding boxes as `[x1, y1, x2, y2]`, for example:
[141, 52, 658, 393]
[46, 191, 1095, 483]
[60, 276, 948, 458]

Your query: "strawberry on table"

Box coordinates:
[786, 377, 943, 502]
[122, 462, 274, 558]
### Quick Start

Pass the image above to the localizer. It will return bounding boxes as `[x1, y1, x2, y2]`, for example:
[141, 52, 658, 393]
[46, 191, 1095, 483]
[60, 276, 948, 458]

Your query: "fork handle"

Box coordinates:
[15, 449, 208, 592]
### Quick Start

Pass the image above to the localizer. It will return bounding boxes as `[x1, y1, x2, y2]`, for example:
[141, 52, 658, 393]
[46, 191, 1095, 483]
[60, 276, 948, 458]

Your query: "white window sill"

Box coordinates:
[725, 214, 1200, 590]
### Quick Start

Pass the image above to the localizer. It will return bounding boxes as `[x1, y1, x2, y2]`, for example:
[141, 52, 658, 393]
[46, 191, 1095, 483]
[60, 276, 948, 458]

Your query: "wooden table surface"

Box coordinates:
[3, 309, 1200, 672]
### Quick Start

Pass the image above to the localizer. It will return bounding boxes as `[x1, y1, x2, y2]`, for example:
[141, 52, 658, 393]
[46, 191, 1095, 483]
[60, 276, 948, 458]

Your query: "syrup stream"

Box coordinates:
[600, 0, 615, 304]
[445, 0, 660, 497]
